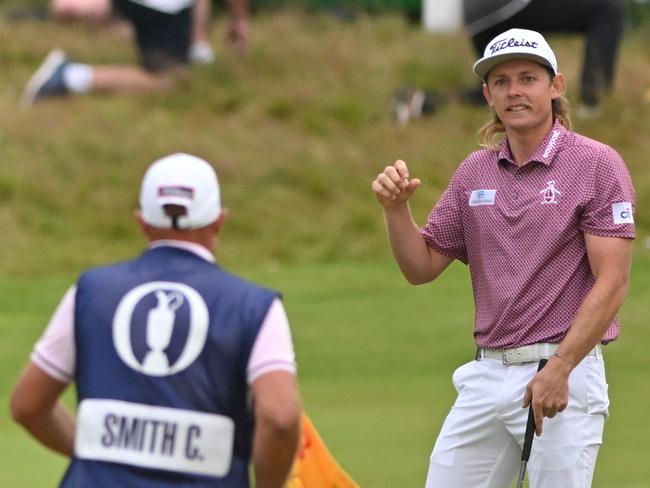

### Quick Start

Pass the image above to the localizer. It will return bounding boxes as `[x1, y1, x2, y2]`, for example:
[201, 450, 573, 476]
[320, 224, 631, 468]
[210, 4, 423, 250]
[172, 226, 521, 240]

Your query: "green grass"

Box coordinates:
[1, 7, 650, 487]
[0, 11, 649, 275]
[1, 256, 649, 486]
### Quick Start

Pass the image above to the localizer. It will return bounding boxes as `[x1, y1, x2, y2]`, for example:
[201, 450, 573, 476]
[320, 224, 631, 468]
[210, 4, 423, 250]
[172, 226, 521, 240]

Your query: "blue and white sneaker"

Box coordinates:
[21, 49, 70, 107]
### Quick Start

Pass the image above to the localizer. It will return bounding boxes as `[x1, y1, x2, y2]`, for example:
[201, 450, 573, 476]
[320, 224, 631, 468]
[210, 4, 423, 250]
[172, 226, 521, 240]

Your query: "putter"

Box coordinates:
[516, 358, 548, 488]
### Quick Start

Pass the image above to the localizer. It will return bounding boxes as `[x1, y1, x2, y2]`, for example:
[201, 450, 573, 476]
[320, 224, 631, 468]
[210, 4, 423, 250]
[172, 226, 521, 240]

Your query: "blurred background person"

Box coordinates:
[463, 0, 627, 117]
[51, 0, 113, 23]
[21, 0, 250, 106]
[49, 0, 221, 63]
[395, 0, 627, 125]
[191, 0, 217, 64]
[191, 0, 250, 62]
[49, 0, 134, 38]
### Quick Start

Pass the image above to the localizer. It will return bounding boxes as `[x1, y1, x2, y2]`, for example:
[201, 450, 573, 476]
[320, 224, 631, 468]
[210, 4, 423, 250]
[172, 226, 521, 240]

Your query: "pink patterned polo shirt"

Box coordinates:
[421, 121, 636, 348]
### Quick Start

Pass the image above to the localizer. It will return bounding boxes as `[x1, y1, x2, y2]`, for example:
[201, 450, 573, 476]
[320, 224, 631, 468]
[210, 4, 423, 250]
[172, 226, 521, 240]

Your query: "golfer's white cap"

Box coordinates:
[473, 28, 558, 80]
[139, 153, 221, 230]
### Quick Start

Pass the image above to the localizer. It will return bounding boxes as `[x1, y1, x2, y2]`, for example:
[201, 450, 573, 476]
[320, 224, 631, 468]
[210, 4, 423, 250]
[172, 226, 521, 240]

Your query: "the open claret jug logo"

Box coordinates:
[112, 282, 209, 376]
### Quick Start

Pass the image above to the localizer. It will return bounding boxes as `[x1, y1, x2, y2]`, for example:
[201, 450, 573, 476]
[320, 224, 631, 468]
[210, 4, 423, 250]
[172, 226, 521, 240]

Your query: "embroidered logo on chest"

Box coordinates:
[539, 180, 561, 204]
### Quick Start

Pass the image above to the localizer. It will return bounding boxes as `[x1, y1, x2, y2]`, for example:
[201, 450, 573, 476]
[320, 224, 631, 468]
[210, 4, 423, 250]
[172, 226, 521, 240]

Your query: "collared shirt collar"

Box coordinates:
[148, 239, 215, 262]
[498, 120, 567, 167]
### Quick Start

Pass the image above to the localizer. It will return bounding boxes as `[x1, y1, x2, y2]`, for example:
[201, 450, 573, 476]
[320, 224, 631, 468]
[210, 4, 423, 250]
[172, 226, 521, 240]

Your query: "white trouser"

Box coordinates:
[425, 354, 609, 488]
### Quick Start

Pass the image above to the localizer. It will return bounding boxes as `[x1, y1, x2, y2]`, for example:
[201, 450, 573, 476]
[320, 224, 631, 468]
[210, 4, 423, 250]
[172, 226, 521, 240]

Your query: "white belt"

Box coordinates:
[476, 343, 602, 364]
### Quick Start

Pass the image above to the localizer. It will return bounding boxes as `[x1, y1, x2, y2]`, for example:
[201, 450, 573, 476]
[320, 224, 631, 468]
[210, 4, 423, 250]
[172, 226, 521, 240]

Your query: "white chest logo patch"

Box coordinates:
[469, 189, 496, 206]
[612, 202, 634, 224]
[113, 282, 209, 376]
[539, 180, 561, 204]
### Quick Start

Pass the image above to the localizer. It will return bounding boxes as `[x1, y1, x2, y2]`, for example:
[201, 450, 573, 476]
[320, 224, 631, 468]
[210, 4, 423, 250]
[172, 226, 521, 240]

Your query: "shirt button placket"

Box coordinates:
[512, 170, 522, 199]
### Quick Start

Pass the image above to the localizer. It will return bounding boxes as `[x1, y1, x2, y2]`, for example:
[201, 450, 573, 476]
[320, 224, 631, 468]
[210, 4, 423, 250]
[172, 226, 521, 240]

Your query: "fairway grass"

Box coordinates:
[1, 11, 649, 276]
[1, 9, 649, 486]
[1, 255, 648, 487]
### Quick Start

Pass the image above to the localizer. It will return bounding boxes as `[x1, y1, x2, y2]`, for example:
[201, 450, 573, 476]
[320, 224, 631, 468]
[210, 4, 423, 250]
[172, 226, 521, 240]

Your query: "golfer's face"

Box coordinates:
[483, 59, 562, 133]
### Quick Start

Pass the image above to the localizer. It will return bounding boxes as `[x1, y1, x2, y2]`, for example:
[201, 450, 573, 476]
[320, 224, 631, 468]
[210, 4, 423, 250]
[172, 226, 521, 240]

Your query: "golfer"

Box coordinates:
[372, 29, 635, 487]
[11, 153, 301, 487]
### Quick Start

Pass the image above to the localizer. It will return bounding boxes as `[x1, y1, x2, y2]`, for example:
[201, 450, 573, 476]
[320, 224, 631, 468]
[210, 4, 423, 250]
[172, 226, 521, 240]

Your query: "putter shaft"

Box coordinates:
[517, 359, 548, 487]
[516, 459, 527, 488]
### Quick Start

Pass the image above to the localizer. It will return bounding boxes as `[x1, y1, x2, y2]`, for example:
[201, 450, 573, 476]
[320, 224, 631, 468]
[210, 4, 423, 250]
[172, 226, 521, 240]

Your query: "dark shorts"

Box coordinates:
[112, 0, 192, 72]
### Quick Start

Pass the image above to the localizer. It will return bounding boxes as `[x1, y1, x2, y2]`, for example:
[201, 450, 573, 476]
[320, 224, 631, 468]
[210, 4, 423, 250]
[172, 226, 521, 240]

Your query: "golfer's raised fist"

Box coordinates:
[371, 160, 421, 208]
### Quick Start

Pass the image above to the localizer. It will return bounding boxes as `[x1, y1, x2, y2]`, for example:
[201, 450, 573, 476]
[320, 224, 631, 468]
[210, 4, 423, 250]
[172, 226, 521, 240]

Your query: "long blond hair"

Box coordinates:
[478, 72, 572, 150]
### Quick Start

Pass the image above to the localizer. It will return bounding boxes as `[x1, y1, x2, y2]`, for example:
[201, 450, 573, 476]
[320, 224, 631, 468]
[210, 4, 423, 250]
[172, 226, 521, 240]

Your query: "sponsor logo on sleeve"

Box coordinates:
[469, 189, 496, 206]
[612, 202, 634, 225]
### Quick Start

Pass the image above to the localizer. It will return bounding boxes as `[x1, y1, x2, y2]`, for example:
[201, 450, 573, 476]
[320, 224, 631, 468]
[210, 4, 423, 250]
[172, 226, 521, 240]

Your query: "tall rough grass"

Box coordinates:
[1, 10, 648, 276]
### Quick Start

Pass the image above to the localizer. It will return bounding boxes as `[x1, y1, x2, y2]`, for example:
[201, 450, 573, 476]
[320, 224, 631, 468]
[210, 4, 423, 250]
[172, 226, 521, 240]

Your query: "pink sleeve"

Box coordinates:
[30, 286, 76, 383]
[246, 298, 297, 384]
[579, 146, 636, 238]
[420, 169, 468, 263]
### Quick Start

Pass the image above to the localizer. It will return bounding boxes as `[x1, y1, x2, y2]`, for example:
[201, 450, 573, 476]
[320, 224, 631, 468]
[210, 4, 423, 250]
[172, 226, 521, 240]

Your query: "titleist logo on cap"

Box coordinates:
[158, 186, 194, 199]
[489, 37, 539, 55]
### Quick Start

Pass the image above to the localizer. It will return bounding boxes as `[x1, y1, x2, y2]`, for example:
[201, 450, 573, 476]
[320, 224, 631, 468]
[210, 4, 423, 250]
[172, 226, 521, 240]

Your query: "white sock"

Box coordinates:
[190, 41, 215, 64]
[63, 63, 94, 93]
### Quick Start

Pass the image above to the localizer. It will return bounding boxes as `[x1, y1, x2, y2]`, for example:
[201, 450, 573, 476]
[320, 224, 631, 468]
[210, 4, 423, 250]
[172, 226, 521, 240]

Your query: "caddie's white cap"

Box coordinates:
[473, 28, 558, 80]
[139, 153, 221, 230]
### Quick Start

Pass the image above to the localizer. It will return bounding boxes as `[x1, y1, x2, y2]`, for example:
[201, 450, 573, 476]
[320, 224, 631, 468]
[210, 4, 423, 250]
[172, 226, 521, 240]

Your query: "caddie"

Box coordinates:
[11, 153, 301, 487]
[371, 28, 635, 487]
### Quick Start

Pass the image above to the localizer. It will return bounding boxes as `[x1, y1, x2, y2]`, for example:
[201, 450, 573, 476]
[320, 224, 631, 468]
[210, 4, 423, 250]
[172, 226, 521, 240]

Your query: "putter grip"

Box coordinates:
[521, 358, 549, 462]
